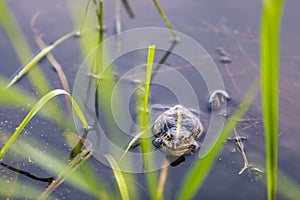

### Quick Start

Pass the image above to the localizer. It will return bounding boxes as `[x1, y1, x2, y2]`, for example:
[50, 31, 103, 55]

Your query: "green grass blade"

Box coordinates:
[7, 137, 110, 199]
[0, 1, 53, 96]
[67, 2, 139, 199]
[152, 0, 177, 41]
[0, 77, 37, 108]
[261, 1, 285, 199]
[0, 1, 74, 127]
[177, 81, 259, 200]
[105, 155, 130, 200]
[0, 89, 89, 159]
[5, 31, 77, 89]
[0, 177, 47, 199]
[136, 45, 159, 200]
[144, 45, 156, 110]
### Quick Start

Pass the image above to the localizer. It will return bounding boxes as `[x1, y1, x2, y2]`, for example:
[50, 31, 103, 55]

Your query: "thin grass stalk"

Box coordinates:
[0, 1, 69, 128]
[137, 45, 158, 199]
[79, 0, 92, 34]
[0, 1, 51, 95]
[261, 1, 285, 199]
[67, 2, 139, 199]
[0, 162, 54, 183]
[156, 161, 169, 200]
[177, 79, 259, 200]
[152, 0, 177, 41]
[38, 146, 94, 200]
[6, 31, 77, 89]
[120, 0, 135, 18]
[105, 155, 130, 200]
[10, 138, 109, 199]
[31, 13, 72, 112]
[0, 89, 89, 159]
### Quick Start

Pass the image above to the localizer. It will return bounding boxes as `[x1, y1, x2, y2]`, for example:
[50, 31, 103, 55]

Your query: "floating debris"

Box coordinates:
[215, 46, 228, 56]
[208, 90, 230, 111]
[215, 47, 232, 64]
[219, 55, 232, 64]
[227, 135, 247, 143]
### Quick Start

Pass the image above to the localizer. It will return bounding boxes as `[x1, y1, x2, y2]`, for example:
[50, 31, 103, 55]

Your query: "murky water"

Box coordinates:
[1, 0, 300, 199]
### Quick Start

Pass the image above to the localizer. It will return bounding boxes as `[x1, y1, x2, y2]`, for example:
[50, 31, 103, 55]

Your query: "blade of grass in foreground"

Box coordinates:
[0, 1, 50, 95]
[0, 1, 68, 126]
[105, 155, 130, 200]
[137, 45, 159, 200]
[0, 89, 89, 160]
[8, 137, 110, 199]
[177, 80, 259, 200]
[5, 31, 77, 89]
[0, 176, 47, 199]
[261, 1, 285, 199]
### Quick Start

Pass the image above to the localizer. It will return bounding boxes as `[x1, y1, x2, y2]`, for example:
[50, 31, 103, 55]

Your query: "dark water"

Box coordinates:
[1, 0, 300, 199]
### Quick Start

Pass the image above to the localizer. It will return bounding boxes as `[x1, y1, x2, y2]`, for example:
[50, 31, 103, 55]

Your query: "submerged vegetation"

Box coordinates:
[0, 0, 299, 200]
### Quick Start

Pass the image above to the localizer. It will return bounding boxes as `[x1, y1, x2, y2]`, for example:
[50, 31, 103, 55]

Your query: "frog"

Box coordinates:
[152, 105, 204, 156]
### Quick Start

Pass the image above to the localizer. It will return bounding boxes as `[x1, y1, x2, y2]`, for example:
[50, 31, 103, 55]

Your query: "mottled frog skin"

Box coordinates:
[152, 105, 204, 156]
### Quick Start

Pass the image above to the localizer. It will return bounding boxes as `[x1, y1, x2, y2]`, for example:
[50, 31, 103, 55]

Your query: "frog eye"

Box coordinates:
[165, 133, 173, 140]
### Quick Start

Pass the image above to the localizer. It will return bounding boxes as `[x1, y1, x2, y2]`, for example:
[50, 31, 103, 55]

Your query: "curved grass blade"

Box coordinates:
[177, 80, 259, 200]
[0, 89, 89, 159]
[5, 31, 77, 89]
[261, 1, 285, 199]
[31, 13, 72, 111]
[0, 1, 52, 95]
[105, 155, 130, 200]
